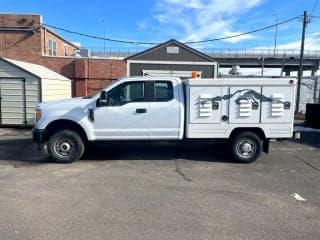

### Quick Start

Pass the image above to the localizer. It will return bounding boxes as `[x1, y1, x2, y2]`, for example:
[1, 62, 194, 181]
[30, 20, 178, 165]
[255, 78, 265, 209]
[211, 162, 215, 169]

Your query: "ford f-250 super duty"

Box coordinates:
[33, 77, 296, 163]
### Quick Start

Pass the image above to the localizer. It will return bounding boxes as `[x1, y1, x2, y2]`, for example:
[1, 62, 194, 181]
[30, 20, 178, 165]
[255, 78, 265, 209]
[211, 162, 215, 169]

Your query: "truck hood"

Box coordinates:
[37, 97, 94, 111]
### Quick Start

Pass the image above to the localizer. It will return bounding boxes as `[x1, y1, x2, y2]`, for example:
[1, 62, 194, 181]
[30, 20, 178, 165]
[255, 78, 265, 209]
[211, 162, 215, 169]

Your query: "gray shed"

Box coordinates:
[0, 58, 72, 126]
[125, 39, 218, 78]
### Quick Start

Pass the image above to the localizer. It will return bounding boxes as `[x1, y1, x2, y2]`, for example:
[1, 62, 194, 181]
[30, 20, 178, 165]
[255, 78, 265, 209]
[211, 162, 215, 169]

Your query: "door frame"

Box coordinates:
[93, 80, 153, 139]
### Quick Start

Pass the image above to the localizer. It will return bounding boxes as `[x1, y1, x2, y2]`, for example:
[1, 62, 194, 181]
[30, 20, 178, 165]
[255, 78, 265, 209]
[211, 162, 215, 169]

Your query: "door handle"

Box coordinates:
[136, 108, 147, 113]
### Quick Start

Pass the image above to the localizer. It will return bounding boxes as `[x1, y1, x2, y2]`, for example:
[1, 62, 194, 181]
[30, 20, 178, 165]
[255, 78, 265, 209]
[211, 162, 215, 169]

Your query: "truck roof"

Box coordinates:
[118, 76, 296, 86]
[120, 76, 182, 82]
[186, 78, 296, 86]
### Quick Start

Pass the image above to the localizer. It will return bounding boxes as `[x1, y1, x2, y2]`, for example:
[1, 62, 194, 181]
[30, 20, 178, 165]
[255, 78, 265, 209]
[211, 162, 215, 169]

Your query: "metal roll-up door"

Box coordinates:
[0, 78, 26, 125]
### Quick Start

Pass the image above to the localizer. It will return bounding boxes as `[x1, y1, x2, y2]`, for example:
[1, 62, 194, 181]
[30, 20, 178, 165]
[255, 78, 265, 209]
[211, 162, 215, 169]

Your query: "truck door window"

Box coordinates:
[155, 81, 173, 102]
[107, 82, 145, 106]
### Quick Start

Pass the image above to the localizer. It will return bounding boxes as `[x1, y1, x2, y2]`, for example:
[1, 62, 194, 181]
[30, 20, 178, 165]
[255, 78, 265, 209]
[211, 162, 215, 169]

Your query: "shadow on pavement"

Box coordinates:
[288, 131, 320, 149]
[0, 138, 51, 168]
[82, 141, 235, 163]
[0, 136, 236, 166]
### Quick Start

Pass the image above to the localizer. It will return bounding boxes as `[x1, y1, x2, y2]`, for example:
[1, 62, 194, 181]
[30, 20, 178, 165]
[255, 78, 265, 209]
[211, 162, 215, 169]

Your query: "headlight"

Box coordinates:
[35, 110, 41, 122]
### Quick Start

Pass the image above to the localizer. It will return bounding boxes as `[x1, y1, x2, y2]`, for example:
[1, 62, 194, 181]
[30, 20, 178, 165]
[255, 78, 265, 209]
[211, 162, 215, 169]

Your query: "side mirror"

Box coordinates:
[97, 91, 108, 107]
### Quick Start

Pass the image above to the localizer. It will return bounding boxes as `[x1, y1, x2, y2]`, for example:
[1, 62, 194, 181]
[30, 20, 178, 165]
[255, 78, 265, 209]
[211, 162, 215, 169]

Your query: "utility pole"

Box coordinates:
[102, 19, 106, 56]
[295, 11, 309, 114]
[261, 57, 264, 76]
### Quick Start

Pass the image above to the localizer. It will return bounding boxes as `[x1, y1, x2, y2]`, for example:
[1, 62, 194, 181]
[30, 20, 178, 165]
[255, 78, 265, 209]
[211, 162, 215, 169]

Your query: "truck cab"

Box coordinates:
[33, 77, 185, 162]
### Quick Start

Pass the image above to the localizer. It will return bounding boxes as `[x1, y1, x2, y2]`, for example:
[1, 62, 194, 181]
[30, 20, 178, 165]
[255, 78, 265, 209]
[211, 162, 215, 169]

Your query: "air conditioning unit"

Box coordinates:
[73, 48, 91, 57]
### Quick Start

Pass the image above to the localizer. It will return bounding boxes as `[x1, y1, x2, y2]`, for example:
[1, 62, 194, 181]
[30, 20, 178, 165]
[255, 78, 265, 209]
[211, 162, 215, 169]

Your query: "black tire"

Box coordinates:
[230, 131, 262, 163]
[47, 130, 85, 163]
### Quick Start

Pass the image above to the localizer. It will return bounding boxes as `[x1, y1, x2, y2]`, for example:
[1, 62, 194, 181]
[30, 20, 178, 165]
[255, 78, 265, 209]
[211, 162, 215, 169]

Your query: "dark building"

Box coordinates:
[125, 39, 218, 78]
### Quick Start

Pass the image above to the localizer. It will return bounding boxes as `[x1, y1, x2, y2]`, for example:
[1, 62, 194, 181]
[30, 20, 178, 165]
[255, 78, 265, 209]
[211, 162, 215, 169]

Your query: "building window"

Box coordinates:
[48, 39, 57, 56]
[166, 46, 179, 54]
[64, 44, 67, 56]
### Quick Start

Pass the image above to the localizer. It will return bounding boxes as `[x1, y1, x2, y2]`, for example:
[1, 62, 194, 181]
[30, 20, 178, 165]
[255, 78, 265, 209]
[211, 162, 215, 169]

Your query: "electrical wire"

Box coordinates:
[42, 23, 157, 45]
[41, 15, 300, 46]
[184, 16, 300, 44]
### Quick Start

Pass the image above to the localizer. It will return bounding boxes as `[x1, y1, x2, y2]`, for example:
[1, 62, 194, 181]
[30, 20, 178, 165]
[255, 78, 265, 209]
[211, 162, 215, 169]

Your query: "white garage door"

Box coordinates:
[0, 78, 26, 125]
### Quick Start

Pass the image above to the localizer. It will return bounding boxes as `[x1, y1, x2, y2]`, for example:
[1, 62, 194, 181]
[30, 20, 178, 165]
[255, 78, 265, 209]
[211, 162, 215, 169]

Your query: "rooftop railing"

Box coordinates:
[87, 47, 320, 58]
[204, 48, 320, 58]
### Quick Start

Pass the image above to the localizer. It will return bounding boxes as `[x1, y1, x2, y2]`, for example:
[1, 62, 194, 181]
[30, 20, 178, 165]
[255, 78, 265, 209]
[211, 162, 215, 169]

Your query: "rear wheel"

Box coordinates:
[231, 131, 262, 163]
[47, 130, 85, 163]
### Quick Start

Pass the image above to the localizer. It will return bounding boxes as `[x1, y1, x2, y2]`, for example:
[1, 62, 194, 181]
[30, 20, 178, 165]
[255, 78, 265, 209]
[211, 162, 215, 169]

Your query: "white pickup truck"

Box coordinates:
[33, 77, 296, 163]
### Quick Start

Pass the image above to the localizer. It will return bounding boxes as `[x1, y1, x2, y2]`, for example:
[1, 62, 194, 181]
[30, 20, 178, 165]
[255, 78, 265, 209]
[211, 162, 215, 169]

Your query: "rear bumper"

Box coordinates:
[32, 128, 46, 143]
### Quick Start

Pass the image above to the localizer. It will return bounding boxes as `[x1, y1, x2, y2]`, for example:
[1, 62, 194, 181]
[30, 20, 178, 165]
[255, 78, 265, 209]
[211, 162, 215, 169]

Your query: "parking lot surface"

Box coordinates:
[0, 128, 319, 240]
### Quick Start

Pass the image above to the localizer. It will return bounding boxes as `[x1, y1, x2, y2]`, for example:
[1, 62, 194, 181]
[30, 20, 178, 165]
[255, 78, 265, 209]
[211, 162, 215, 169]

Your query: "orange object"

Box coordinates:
[191, 71, 197, 78]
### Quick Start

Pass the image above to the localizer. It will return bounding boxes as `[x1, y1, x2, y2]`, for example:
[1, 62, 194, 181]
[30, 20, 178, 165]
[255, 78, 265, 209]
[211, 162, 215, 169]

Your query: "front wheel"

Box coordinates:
[47, 130, 85, 163]
[230, 131, 262, 163]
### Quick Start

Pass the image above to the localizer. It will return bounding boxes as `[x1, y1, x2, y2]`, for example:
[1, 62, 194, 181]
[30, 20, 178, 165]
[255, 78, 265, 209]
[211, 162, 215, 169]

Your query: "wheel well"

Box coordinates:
[44, 120, 88, 143]
[230, 128, 266, 140]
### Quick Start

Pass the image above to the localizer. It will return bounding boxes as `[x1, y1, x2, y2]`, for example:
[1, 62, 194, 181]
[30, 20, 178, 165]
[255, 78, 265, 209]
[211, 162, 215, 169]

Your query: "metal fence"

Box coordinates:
[204, 49, 320, 58]
[88, 47, 320, 58]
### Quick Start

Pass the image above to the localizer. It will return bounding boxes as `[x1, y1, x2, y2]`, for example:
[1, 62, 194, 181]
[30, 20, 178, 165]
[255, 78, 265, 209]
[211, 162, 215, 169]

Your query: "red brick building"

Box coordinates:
[42, 56, 126, 96]
[0, 13, 126, 96]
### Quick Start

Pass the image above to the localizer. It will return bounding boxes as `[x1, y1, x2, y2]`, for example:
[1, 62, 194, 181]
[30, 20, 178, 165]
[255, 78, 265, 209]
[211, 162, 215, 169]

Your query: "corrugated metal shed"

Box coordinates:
[0, 58, 72, 126]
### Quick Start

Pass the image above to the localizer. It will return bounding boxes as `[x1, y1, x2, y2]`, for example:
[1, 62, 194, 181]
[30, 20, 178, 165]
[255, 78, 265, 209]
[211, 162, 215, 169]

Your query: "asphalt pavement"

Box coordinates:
[0, 128, 319, 240]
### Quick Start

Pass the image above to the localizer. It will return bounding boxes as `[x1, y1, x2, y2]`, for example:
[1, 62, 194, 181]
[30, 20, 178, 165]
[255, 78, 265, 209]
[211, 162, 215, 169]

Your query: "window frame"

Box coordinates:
[166, 46, 179, 54]
[63, 44, 67, 56]
[48, 39, 57, 56]
[153, 81, 174, 102]
[106, 81, 147, 107]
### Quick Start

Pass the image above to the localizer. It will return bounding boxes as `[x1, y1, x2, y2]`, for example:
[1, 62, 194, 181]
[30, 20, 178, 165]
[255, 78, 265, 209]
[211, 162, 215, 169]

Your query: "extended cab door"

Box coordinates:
[149, 80, 182, 139]
[93, 81, 150, 140]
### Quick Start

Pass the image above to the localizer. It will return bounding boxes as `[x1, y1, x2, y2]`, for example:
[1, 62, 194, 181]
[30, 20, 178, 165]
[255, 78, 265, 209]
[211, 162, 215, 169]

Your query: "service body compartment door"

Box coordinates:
[189, 86, 222, 124]
[228, 86, 261, 124]
[261, 86, 294, 123]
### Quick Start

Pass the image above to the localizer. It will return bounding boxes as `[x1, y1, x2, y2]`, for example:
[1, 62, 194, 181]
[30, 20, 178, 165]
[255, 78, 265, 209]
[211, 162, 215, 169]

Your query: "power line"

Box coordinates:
[42, 23, 158, 45]
[41, 15, 300, 46]
[185, 16, 300, 44]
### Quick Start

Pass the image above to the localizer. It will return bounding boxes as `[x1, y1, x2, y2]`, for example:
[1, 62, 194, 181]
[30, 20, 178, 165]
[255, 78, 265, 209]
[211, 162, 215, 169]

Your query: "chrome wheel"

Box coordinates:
[235, 138, 256, 159]
[231, 131, 262, 163]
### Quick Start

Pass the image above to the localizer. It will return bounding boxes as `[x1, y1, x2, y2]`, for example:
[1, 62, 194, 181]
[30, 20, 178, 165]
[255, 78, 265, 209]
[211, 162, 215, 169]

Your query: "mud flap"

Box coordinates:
[36, 143, 49, 157]
[263, 139, 269, 154]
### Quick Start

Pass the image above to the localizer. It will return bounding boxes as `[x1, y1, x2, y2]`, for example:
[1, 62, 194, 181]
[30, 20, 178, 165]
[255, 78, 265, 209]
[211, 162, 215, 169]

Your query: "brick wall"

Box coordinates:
[41, 56, 75, 78]
[0, 14, 42, 64]
[74, 58, 127, 96]
[42, 56, 126, 97]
